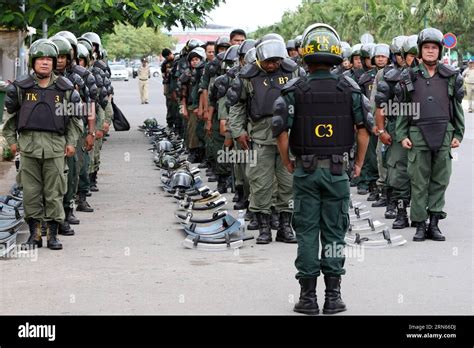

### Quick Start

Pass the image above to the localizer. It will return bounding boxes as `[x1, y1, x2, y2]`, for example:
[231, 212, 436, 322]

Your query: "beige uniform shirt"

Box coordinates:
[138, 65, 150, 80]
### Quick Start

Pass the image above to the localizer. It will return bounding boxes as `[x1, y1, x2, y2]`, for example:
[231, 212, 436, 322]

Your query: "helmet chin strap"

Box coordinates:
[35, 72, 51, 79]
[423, 58, 438, 67]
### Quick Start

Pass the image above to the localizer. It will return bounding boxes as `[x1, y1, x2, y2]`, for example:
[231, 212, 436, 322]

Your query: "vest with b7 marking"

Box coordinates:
[290, 77, 355, 157]
[409, 70, 451, 151]
[249, 70, 292, 122]
[17, 82, 69, 135]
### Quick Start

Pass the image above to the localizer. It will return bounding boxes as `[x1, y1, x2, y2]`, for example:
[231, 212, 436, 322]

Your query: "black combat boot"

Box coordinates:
[413, 221, 427, 242]
[22, 218, 43, 249]
[323, 276, 347, 314]
[89, 171, 99, 192]
[187, 149, 197, 163]
[270, 206, 280, 230]
[392, 200, 409, 229]
[367, 182, 379, 202]
[59, 216, 75, 236]
[384, 189, 397, 219]
[233, 185, 243, 203]
[217, 176, 228, 194]
[46, 221, 63, 250]
[426, 214, 446, 241]
[256, 213, 272, 244]
[234, 191, 248, 210]
[66, 206, 80, 225]
[293, 278, 319, 315]
[372, 187, 388, 207]
[276, 212, 297, 243]
[76, 192, 94, 212]
[247, 211, 259, 230]
[357, 186, 369, 195]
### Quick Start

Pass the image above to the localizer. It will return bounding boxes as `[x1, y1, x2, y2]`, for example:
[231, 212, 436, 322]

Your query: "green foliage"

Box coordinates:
[103, 24, 177, 59]
[0, 0, 223, 36]
[252, 0, 473, 57]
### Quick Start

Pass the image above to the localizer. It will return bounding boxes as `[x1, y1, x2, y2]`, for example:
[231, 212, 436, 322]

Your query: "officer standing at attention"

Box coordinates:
[395, 28, 465, 242]
[227, 37, 303, 245]
[2, 39, 83, 250]
[272, 23, 370, 315]
[138, 58, 150, 104]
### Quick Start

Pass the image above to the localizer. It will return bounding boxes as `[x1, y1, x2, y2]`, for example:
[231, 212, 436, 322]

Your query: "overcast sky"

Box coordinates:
[206, 0, 302, 32]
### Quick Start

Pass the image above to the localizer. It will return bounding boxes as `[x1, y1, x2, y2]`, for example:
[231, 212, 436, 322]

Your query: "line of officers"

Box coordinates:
[161, 23, 465, 315]
[2, 31, 114, 250]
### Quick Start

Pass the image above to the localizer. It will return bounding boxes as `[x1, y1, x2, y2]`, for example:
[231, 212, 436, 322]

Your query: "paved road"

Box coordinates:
[1, 78, 472, 315]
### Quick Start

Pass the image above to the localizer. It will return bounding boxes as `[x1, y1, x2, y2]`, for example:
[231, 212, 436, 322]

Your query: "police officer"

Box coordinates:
[286, 39, 299, 61]
[357, 43, 385, 199]
[272, 23, 370, 315]
[331, 41, 352, 76]
[462, 57, 474, 113]
[228, 37, 303, 244]
[161, 48, 176, 129]
[373, 36, 414, 229]
[2, 39, 83, 250]
[137, 58, 150, 104]
[343, 44, 364, 84]
[395, 28, 465, 242]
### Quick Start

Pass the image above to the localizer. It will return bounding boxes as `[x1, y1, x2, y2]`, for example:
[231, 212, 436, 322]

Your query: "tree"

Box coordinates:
[251, 0, 473, 57]
[0, 0, 223, 37]
[103, 24, 177, 60]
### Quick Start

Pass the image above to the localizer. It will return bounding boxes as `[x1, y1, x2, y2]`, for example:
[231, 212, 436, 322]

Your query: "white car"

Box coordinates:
[110, 64, 129, 81]
[149, 64, 162, 78]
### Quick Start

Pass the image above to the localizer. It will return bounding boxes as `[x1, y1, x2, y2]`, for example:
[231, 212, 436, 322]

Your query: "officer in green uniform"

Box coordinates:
[2, 39, 83, 250]
[357, 43, 382, 198]
[343, 44, 364, 83]
[272, 24, 370, 315]
[373, 36, 413, 229]
[228, 37, 304, 244]
[74, 39, 97, 222]
[161, 48, 177, 129]
[395, 28, 465, 242]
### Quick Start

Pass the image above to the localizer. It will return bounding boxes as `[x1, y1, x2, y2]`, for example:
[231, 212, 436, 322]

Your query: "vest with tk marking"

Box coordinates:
[248, 69, 292, 122]
[410, 71, 451, 151]
[290, 78, 355, 157]
[17, 85, 69, 135]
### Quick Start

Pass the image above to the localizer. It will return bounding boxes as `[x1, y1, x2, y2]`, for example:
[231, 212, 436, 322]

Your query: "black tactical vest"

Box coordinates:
[290, 78, 355, 157]
[17, 84, 69, 135]
[248, 70, 292, 122]
[410, 71, 451, 151]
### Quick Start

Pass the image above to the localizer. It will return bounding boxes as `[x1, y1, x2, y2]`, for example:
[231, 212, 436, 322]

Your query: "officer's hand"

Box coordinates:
[96, 130, 104, 139]
[379, 132, 392, 146]
[205, 120, 212, 136]
[182, 108, 189, 120]
[401, 138, 412, 149]
[285, 161, 295, 174]
[451, 138, 460, 148]
[237, 133, 250, 150]
[103, 122, 110, 133]
[224, 138, 233, 149]
[85, 134, 95, 151]
[10, 144, 17, 156]
[65, 145, 76, 157]
[196, 108, 203, 119]
[353, 163, 362, 178]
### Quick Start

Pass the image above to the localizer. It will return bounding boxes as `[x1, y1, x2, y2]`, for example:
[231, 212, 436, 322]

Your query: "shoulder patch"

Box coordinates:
[239, 63, 260, 79]
[55, 76, 75, 91]
[14, 74, 35, 89]
[280, 58, 298, 73]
